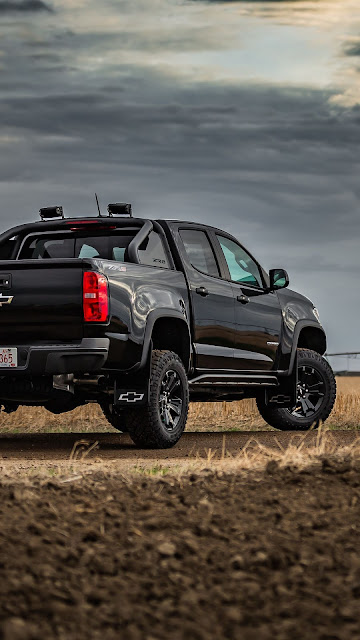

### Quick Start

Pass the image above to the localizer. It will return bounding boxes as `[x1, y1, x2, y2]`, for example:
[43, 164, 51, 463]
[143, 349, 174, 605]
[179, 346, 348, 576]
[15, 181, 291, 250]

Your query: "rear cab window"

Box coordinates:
[17, 229, 170, 269]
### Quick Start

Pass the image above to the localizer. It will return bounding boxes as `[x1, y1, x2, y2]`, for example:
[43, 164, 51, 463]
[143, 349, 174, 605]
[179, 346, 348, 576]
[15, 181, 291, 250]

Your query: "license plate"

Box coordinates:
[0, 348, 18, 368]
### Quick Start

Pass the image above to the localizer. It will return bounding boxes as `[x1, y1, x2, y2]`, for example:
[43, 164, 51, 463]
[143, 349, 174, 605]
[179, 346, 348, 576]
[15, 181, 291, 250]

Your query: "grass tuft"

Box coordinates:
[134, 465, 171, 476]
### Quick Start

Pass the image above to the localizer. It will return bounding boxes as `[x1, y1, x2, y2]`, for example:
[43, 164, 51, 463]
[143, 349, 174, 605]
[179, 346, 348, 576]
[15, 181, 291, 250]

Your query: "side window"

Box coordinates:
[138, 231, 170, 269]
[180, 229, 220, 278]
[216, 235, 262, 288]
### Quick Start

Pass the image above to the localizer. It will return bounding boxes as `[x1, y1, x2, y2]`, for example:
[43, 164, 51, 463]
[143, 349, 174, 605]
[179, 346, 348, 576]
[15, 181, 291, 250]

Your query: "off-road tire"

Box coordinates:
[125, 350, 189, 448]
[100, 402, 128, 433]
[256, 348, 336, 431]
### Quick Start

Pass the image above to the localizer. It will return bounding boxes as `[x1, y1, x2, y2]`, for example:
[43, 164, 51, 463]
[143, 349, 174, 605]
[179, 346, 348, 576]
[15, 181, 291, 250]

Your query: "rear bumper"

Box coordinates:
[0, 338, 109, 375]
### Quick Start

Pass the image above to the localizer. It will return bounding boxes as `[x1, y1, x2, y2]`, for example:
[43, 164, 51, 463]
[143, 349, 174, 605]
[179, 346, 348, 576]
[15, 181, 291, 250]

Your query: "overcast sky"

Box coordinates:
[0, 0, 359, 366]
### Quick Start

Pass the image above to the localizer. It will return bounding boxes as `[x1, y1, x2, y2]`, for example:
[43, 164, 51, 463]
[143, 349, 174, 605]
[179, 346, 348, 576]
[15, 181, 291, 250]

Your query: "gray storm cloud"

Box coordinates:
[0, 0, 359, 354]
[344, 43, 360, 57]
[185, 0, 321, 4]
[0, 0, 53, 12]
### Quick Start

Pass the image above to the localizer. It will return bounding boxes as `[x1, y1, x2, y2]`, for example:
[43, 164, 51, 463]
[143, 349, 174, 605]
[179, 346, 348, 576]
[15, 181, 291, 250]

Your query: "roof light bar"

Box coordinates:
[39, 206, 64, 221]
[107, 203, 132, 217]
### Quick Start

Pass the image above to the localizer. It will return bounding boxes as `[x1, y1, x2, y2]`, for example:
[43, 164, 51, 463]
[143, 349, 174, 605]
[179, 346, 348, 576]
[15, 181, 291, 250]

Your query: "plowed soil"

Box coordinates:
[1, 459, 360, 640]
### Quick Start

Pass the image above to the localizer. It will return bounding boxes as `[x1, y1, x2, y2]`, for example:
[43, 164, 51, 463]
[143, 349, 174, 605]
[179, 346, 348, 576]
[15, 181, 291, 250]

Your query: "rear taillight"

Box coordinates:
[83, 271, 109, 322]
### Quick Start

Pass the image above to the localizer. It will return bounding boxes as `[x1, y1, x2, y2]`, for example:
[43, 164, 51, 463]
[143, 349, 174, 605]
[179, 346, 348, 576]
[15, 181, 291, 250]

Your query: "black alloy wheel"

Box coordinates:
[124, 350, 189, 448]
[289, 364, 325, 419]
[159, 369, 184, 431]
[256, 348, 336, 431]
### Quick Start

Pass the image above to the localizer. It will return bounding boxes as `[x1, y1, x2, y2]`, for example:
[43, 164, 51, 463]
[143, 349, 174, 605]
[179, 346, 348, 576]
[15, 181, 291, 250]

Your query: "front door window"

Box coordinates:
[217, 235, 262, 288]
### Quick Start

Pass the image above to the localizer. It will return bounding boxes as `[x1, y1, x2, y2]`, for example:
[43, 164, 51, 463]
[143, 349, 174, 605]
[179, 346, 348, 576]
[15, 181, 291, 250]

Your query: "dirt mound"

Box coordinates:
[0, 461, 360, 639]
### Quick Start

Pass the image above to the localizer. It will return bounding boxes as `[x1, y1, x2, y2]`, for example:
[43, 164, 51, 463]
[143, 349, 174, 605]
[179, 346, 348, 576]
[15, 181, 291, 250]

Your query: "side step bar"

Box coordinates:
[189, 372, 278, 387]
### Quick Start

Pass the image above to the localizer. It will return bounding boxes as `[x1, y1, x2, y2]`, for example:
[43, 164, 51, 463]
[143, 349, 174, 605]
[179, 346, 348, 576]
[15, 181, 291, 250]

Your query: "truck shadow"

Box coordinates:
[0, 430, 259, 460]
[0, 430, 356, 462]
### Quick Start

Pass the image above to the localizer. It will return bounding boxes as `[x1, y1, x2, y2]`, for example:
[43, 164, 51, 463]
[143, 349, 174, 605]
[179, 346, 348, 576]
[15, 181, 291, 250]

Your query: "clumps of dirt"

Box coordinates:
[0, 461, 360, 639]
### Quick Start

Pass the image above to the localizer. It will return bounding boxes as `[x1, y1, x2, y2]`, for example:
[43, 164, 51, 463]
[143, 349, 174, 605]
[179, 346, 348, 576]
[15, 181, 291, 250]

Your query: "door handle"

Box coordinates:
[195, 286, 209, 297]
[237, 294, 250, 305]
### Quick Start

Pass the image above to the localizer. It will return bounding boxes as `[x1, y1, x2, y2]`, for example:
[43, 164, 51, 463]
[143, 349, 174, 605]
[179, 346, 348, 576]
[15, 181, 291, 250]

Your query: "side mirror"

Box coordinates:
[269, 268, 289, 291]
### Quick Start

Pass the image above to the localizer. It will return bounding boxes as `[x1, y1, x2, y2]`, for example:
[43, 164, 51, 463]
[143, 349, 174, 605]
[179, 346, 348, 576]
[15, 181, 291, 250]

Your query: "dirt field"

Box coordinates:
[1, 378, 359, 639]
[0, 376, 359, 434]
[0, 459, 360, 640]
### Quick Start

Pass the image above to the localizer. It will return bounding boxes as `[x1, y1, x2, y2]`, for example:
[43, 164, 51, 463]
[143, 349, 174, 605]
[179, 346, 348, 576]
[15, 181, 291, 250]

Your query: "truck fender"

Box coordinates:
[136, 309, 191, 372]
[287, 320, 326, 375]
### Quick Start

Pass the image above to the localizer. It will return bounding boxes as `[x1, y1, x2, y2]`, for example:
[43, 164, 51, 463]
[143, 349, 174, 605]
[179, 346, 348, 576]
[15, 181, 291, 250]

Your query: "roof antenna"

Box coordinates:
[95, 193, 102, 217]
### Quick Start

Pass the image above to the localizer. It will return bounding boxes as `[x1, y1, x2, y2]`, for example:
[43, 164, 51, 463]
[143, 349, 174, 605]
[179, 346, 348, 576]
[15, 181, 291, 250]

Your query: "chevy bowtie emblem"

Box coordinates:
[118, 392, 144, 403]
[0, 293, 13, 308]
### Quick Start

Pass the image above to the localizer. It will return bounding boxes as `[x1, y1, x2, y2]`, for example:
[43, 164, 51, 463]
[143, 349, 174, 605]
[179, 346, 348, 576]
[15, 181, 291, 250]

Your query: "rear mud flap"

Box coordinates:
[114, 348, 151, 407]
[115, 385, 149, 406]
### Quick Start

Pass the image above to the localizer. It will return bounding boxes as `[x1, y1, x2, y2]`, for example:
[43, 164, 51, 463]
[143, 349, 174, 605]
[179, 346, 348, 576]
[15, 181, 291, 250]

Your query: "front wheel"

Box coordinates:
[125, 350, 189, 448]
[257, 348, 336, 431]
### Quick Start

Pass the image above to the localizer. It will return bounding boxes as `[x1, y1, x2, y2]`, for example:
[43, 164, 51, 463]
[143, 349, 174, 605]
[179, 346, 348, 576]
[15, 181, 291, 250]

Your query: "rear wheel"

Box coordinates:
[256, 348, 336, 431]
[125, 349, 189, 448]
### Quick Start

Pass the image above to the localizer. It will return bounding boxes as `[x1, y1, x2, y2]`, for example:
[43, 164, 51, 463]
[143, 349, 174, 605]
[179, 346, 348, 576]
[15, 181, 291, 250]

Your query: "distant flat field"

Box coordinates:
[0, 376, 358, 434]
[336, 376, 360, 393]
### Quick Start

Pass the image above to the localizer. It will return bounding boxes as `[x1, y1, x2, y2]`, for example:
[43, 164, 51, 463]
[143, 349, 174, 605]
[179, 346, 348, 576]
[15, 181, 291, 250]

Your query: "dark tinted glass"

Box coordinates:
[20, 237, 75, 259]
[75, 236, 108, 258]
[110, 234, 136, 261]
[18, 231, 169, 269]
[19, 233, 134, 261]
[180, 229, 219, 277]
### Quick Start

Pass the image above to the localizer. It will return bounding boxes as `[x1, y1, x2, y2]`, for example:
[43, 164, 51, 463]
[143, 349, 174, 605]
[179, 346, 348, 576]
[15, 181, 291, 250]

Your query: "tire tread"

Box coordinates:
[125, 350, 189, 448]
[256, 348, 336, 431]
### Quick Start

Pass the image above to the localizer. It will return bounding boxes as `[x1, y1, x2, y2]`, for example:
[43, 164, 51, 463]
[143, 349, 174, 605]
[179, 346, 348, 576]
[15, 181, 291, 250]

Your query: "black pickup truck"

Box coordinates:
[0, 204, 336, 448]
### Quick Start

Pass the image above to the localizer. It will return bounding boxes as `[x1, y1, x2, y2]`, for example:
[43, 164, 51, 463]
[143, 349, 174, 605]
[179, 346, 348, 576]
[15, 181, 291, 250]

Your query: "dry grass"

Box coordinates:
[1, 426, 359, 482]
[190, 377, 360, 431]
[0, 376, 358, 434]
[131, 428, 360, 477]
[214, 425, 360, 472]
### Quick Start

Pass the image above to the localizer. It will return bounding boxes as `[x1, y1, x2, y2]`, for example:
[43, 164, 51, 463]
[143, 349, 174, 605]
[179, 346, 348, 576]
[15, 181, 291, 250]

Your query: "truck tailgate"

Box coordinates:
[0, 259, 85, 344]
